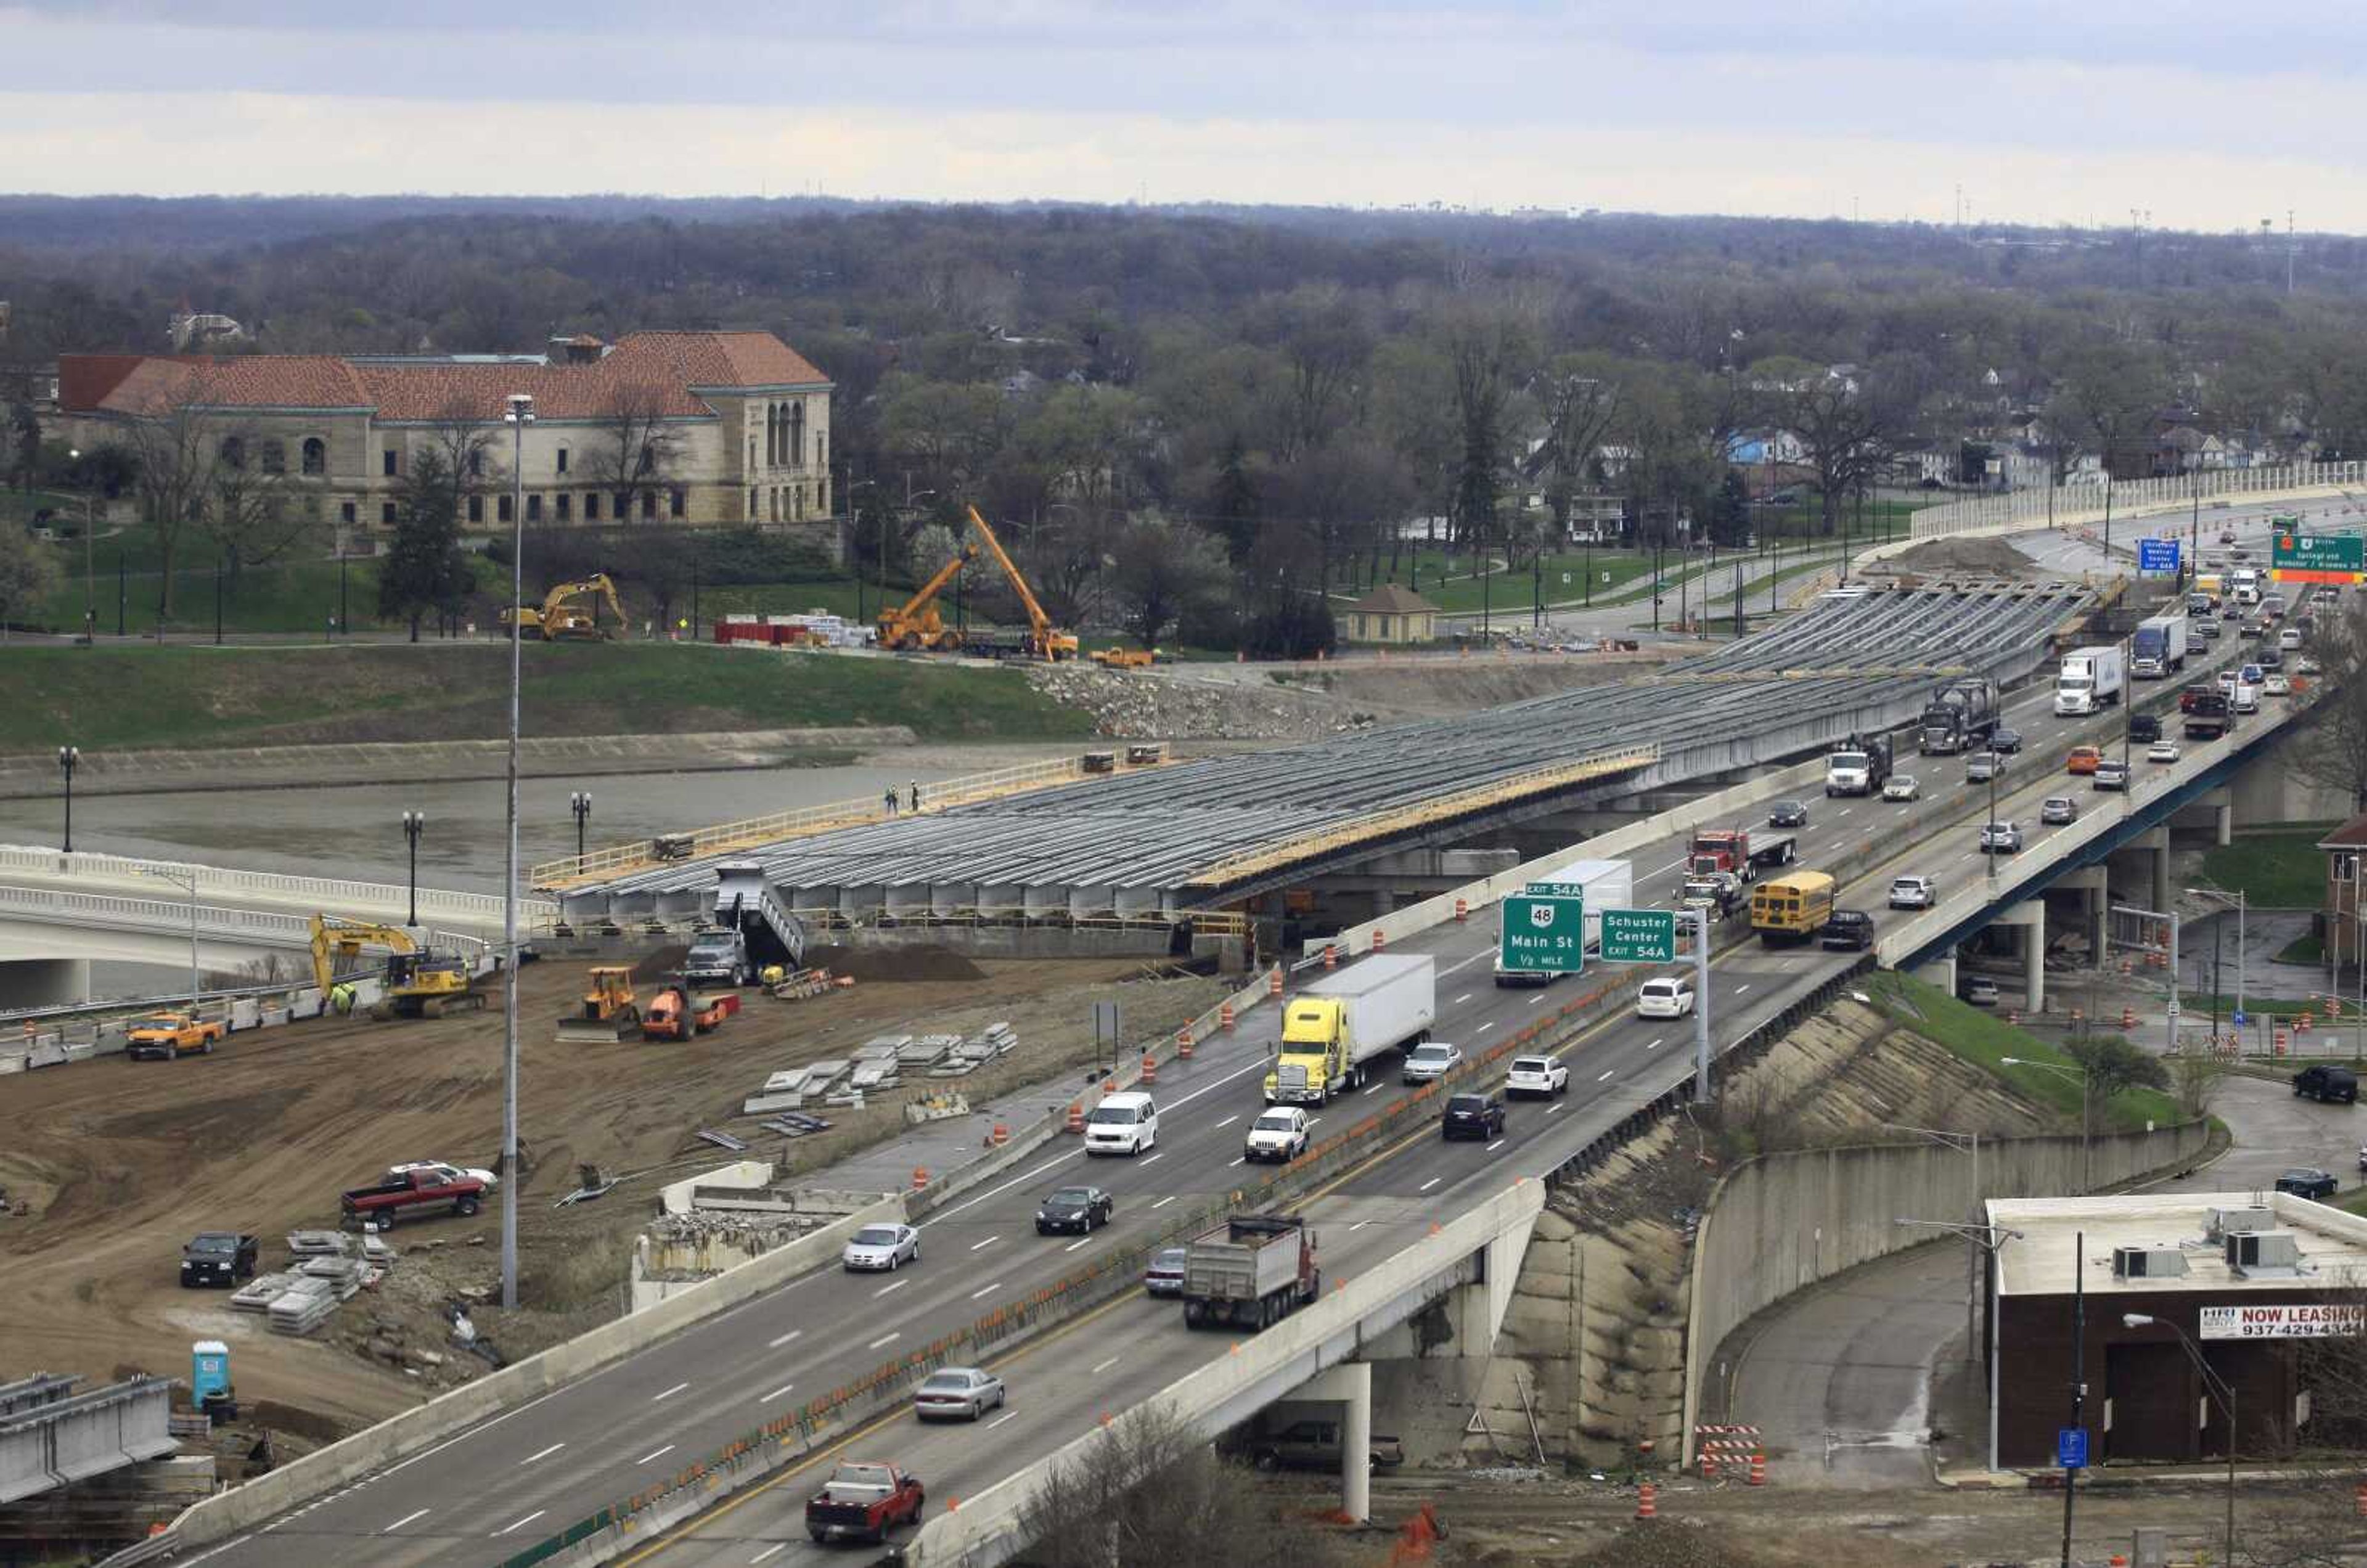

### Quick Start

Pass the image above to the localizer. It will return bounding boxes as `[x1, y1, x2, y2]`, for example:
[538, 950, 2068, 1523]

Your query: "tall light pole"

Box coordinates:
[2122, 1313, 2236, 1562]
[401, 810, 424, 928]
[1884, 1129, 1984, 1357]
[139, 865, 201, 1010]
[2002, 1056, 2090, 1191]
[68, 447, 93, 644]
[571, 791, 593, 865]
[57, 746, 78, 853]
[2189, 887, 2247, 1045]
[500, 391, 533, 1312]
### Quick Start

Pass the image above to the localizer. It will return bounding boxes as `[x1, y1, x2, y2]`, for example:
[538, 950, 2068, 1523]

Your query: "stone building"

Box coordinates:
[52, 330, 836, 551]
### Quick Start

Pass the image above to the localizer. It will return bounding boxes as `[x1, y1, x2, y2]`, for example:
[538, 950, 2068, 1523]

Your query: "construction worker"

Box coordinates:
[883, 785, 897, 817]
[329, 982, 355, 1015]
[909, 780, 921, 813]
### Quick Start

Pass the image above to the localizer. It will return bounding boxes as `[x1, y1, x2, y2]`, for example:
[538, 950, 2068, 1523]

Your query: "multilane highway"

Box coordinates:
[189, 615, 2260, 1568]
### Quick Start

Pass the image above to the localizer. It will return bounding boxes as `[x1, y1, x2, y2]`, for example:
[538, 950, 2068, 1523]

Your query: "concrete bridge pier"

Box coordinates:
[2202, 786, 2234, 847]
[2135, 824, 2171, 915]
[1993, 900, 2045, 1013]
[1914, 952, 1956, 994]
[2055, 865, 2109, 968]
[1289, 1362, 1373, 1522]
[0, 957, 90, 1009]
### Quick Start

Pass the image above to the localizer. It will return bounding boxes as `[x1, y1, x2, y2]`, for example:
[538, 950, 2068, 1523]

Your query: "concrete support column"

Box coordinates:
[2151, 843, 2170, 918]
[1291, 1361, 1375, 1522]
[2086, 886, 2106, 969]
[1915, 953, 1956, 994]
[1372, 888, 1396, 920]
[2215, 802, 2233, 847]
[2024, 903, 2045, 1014]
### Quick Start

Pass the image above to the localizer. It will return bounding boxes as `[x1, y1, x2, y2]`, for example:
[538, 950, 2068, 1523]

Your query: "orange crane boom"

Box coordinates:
[875, 544, 977, 650]
[963, 504, 1077, 661]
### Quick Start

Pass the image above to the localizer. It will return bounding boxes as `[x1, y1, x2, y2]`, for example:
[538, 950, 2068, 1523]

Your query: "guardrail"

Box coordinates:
[0, 845, 541, 929]
[1907, 460, 2367, 544]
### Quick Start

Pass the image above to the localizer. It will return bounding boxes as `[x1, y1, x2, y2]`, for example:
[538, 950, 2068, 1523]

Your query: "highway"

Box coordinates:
[184, 603, 2266, 1568]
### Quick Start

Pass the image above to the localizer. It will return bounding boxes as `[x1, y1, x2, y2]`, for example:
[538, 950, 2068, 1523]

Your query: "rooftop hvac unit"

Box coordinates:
[2225, 1231, 2304, 1276]
[2209, 1207, 2276, 1238]
[2113, 1246, 2190, 1281]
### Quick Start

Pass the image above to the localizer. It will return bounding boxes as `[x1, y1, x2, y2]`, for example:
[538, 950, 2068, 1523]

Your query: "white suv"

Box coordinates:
[1243, 1106, 1310, 1163]
[1887, 875, 1936, 910]
[1637, 977, 1696, 1019]
[1083, 1091, 1159, 1156]
[1505, 1055, 1569, 1098]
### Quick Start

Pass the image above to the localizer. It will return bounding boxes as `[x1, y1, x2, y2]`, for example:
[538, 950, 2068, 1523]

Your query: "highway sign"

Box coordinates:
[2234, 1008, 2248, 1029]
[1600, 908, 1678, 963]
[2057, 1427, 2088, 1470]
[1500, 894, 1585, 974]
[2137, 538, 2181, 575]
[1527, 880, 1593, 899]
[2273, 531, 2366, 585]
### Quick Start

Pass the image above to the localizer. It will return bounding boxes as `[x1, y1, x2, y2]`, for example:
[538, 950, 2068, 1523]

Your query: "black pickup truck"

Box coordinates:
[181, 1231, 259, 1288]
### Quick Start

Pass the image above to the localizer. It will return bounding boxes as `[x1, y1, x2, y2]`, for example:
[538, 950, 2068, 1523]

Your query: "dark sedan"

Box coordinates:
[2276, 1168, 2339, 1201]
[1034, 1184, 1114, 1235]
[1768, 800, 1809, 828]
[1442, 1092, 1507, 1141]
[1990, 725, 2023, 754]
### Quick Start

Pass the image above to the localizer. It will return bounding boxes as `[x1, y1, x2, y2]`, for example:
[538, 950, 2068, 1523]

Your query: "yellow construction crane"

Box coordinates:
[875, 544, 978, 651]
[965, 504, 1078, 661]
[501, 573, 631, 641]
[307, 913, 488, 1021]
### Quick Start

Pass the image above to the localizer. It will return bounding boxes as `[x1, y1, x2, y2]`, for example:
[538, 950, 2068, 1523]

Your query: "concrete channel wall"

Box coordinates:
[1677, 1119, 2212, 1466]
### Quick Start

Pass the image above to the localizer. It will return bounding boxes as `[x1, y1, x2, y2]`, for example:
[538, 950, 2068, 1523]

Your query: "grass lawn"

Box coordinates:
[0, 642, 1094, 752]
[2197, 826, 2342, 909]
[1864, 971, 2184, 1132]
[2279, 933, 2327, 965]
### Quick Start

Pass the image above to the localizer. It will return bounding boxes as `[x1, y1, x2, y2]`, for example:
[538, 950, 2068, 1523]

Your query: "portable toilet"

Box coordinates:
[192, 1340, 231, 1409]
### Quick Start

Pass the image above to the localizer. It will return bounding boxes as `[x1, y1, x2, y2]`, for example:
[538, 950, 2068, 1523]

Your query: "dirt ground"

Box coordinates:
[0, 948, 1226, 1439]
[1874, 534, 2046, 581]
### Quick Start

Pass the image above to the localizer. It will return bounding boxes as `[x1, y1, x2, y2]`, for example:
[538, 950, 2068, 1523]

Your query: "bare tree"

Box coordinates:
[1532, 356, 1627, 541]
[201, 426, 323, 583]
[2294, 596, 2367, 812]
[112, 373, 231, 615]
[587, 382, 685, 524]
[1756, 357, 1899, 534]
[1110, 515, 1227, 647]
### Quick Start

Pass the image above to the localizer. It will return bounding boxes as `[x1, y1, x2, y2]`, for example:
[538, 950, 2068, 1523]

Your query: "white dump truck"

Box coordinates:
[1179, 1212, 1320, 1331]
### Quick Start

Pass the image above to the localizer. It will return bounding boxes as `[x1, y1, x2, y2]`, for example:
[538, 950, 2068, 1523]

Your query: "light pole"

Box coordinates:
[2002, 1056, 2091, 1191]
[1884, 1129, 1984, 1358]
[2121, 1313, 2236, 1562]
[2189, 887, 2247, 1046]
[499, 391, 533, 1313]
[570, 791, 592, 865]
[57, 746, 78, 853]
[68, 446, 94, 643]
[139, 864, 201, 1010]
[401, 811, 424, 928]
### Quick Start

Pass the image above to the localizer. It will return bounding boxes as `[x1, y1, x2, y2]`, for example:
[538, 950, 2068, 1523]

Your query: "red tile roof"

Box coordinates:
[59, 331, 830, 423]
[2318, 812, 2367, 851]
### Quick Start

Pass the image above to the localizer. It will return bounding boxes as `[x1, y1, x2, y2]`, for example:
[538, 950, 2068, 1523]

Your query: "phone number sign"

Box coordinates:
[2197, 1303, 2366, 1340]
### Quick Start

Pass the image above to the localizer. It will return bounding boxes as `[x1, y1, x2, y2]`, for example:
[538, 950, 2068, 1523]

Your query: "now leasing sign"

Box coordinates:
[2197, 1303, 2367, 1341]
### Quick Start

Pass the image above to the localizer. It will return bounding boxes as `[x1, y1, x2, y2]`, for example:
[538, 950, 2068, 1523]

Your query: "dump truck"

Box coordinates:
[2131, 615, 2188, 679]
[1686, 829, 1796, 883]
[1681, 869, 1746, 921]
[1180, 1212, 1320, 1331]
[1493, 855, 1633, 984]
[2185, 688, 2233, 740]
[2054, 645, 2126, 716]
[1919, 677, 1998, 754]
[679, 926, 750, 989]
[1265, 953, 1435, 1104]
[1823, 733, 1894, 797]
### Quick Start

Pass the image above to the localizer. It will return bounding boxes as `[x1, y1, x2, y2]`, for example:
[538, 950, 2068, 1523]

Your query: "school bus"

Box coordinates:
[1749, 872, 1837, 945]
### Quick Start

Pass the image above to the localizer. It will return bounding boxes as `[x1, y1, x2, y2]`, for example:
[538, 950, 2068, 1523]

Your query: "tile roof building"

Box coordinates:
[1343, 584, 1441, 645]
[53, 331, 835, 541]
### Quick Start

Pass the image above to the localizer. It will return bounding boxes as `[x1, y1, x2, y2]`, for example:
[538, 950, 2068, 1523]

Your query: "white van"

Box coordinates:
[1637, 976, 1696, 1019]
[2279, 627, 2304, 652]
[1083, 1091, 1159, 1156]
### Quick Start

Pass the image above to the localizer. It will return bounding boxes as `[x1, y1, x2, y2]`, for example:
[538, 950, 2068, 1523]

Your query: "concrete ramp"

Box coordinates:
[0, 1376, 177, 1505]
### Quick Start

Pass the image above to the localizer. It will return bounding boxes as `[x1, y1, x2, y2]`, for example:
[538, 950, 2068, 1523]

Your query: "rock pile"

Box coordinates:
[1027, 664, 1376, 740]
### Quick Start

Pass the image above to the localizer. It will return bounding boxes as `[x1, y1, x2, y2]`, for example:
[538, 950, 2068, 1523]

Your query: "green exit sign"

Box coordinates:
[1499, 894, 1585, 973]
[2272, 532, 2365, 583]
[1598, 908, 1678, 963]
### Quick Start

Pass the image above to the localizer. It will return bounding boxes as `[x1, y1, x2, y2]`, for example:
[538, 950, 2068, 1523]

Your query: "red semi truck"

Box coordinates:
[1687, 827, 1796, 883]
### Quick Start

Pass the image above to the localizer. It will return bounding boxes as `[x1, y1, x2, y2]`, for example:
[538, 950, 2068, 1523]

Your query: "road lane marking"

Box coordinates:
[986, 1411, 1019, 1430]
[968, 1278, 1005, 1299]
[1646, 1037, 1663, 1050]
[1363, 1083, 1384, 1095]
[751, 1546, 788, 1564]
[1214, 1115, 1240, 1129]
[1597, 1070, 1614, 1082]
[1453, 992, 1474, 1006]
[970, 1236, 1000, 1251]
[1733, 983, 1751, 994]
[1140, 1153, 1164, 1166]
[875, 1280, 909, 1298]
[868, 1333, 900, 1349]
[923, 1149, 1081, 1226]
[769, 1329, 803, 1349]
[1528, 994, 1546, 1005]
[759, 1383, 796, 1402]
[1151, 1195, 1177, 1209]
[1646, 857, 1685, 876]
[1351, 1220, 1370, 1231]
[1478, 1022, 1496, 1033]
[1091, 1356, 1121, 1374]
[496, 1510, 546, 1536]
[520, 1443, 565, 1465]
[1486, 1139, 1506, 1152]
[1548, 1103, 1564, 1114]
[653, 1382, 689, 1402]
[1308, 1116, 1324, 1127]
[1065, 1238, 1094, 1253]
[1228, 1156, 1245, 1166]
[1441, 950, 1491, 977]
[636, 1444, 675, 1464]
[1418, 1177, 1441, 1192]
[383, 1509, 430, 1533]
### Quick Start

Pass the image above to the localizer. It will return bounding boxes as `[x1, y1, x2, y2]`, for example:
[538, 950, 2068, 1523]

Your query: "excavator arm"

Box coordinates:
[308, 914, 418, 994]
[539, 574, 629, 635]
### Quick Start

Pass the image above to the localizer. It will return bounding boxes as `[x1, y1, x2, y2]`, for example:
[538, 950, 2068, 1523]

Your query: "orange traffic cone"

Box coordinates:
[1141, 1052, 1158, 1084]
[1455, 897, 1468, 923]
[1373, 928, 1387, 951]
[1219, 1002, 1235, 1032]
[912, 1166, 930, 1191]
[1065, 1102, 1085, 1133]
[1323, 945, 1338, 970]
[1635, 1482, 1658, 1519]
[1268, 966, 1284, 997]
[1748, 1452, 1767, 1487]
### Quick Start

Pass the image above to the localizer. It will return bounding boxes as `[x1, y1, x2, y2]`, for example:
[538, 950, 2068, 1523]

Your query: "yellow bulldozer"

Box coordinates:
[557, 965, 642, 1043]
[501, 573, 631, 641]
[308, 914, 488, 1021]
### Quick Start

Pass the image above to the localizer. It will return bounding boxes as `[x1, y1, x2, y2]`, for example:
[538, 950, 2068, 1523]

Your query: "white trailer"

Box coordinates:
[1267, 953, 1436, 1103]
[2053, 645, 2127, 716]
[1494, 856, 1633, 986]
[2130, 615, 2188, 679]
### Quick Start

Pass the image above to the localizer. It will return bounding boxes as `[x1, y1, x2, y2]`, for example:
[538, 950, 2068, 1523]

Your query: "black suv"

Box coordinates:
[1442, 1093, 1507, 1141]
[1820, 910, 1876, 951]
[2129, 713, 2161, 744]
[2294, 1065, 2360, 1104]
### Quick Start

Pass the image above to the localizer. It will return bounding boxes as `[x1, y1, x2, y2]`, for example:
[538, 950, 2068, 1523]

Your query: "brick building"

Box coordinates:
[51, 331, 835, 545]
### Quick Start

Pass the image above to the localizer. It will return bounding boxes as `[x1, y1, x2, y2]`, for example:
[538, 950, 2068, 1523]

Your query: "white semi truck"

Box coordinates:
[2054, 645, 2127, 716]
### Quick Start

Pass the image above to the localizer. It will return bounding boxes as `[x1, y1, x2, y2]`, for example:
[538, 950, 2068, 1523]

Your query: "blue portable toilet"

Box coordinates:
[192, 1340, 231, 1406]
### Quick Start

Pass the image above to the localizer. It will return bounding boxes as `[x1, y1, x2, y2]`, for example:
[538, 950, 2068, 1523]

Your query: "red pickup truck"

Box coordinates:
[804, 1461, 925, 1545]
[340, 1166, 487, 1228]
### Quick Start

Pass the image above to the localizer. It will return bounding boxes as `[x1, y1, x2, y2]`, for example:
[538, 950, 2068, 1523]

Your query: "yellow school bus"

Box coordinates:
[1750, 872, 1836, 945]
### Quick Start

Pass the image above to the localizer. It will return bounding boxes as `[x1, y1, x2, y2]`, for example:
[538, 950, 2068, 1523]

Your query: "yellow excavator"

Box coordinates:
[308, 914, 488, 1021]
[875, 544, 978, 651]
[965, 504, 1078, 661]
[501, 573, 631, 641]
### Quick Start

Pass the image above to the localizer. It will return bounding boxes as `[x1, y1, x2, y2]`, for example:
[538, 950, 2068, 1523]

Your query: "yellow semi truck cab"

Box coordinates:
[1261, 954, 1436, 1105]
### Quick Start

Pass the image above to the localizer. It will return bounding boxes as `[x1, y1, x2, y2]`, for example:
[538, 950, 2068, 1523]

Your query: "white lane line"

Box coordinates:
[1478, 1022, 1497, 1033]
[383, 1508, 430, 1533]
[869, 1332, 901, 1349]
[1597, 1070, 1615, 1082]
[769, 1329, 803, 1349]
[520, 1443, 565, 1466]
[1837, 807, 1854, 817]
[1548, 1103, 1565, 1115]
[1646, 1037, 1664, 1051]
[636, 1444, 675, 1464]
[1351, 1220, 1371, 1231]
[986, 1411, 1020, 1430]
[751, 1545, 789, 1564]
[1453, 992, 1474, 1006]
[1646, 857, 1685, 877]
[1441, 950, 1492, 977]
[970, 1236, 1000, 1252]
[1140, 1153, 1165, 1166]
[652, 1382, 689, 1402]
[1214, 1114, 1240, 1129]
[1091, 1356, 1121, 1374]
[1064, 1238, 1094, 1253]
[1228, 1156, 1245, 1166]
[1418, 1177, 1441, 1193]
[1151, 1195, 1177, 1209]
[1363, 1082, 1385, 1095]
[1733, 984, 1752, 995]
[923, 1149, 1081, 1226]
[496, 1510, 546, 1537]
[1528, 994, 1546, 1005]
[1308, 1116, 1324, 1127]
[1486, 1139, 1506, 1153]
[760, 1383, 796, 1402]
[875, 1280, 909, 1298]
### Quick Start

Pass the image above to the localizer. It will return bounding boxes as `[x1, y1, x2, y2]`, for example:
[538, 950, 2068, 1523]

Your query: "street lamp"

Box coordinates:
[1882, 1126, 1984, 1358]
[401, 811, 425, 928]
[57, 746, 78, 853]
[570, 791, 593, 864]
[2122, 1312, 2236, 1563]
[67, 447, 94, 643]
[499, 391, 533, 1313]
[2001, 1057, 2091, 1192]
[2187, 886, 2247, 1048]
[138, 864, 202, 1011]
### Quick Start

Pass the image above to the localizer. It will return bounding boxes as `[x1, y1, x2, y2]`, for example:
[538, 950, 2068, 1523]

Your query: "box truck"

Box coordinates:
[2054, 646, 2126, 716]
[1265, 953, 1435, 1104]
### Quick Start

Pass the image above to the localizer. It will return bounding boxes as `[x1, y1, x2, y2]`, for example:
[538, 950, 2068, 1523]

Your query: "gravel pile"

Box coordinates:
[1026, 664, 1378, 740]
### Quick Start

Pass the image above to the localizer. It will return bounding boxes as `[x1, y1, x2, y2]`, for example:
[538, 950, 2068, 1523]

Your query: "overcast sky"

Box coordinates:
[4, 1, 2361, 231]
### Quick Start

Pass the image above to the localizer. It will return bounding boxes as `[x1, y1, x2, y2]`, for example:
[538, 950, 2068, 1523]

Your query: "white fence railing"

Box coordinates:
[1911, 461, 2367, 543]
[0, 846, 547, 929]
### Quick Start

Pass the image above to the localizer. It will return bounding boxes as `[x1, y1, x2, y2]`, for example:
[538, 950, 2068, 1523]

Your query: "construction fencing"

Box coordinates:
[1908, 460, 2367, 544]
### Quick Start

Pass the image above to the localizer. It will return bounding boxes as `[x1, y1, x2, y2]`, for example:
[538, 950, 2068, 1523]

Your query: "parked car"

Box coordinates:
[2294, 1065, 2360, 1105]
[1768, 799, 1809, 828]
[388, 1159, 500, 1193]
[1505, 1055, 1569, 1098]
[127, 1011, 224, 1061]
[2066, 746, 2103, 775]
[1887, 875, 1937, 910]
[2040, 796, 2079, 826]
[1966, 751, 2005, 782]
[913, 1368, 1005, 1422]
[1035, 1185, 1114, 1235]
[841, 1222, 922, 1272]
[340, 1165, 487, 1228]
[1402, 1040, 1464, 1085]
[1636, 976, 1696, 1019]
[1979, 820, 2024, 854]
[2129, 713, 2161, 744]
[1820, 909, 1876, 951]
[2147, 739, 2182, 764]
[2094, 760, 2130, 791]
[1242, 1419, 1406, 1473]
[1990, 725, 2023, 754]
[1442, 1092, 1508, 1141]
[179, 1231, 259, 1288]
[1958, 976, 2000, 1007]
[1143, 1246, 1188, 1295]
[1882, 774, 1921, 802]
[1243, 1107, 1311, 1163]
[2276, 1168, 2340, 1201]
